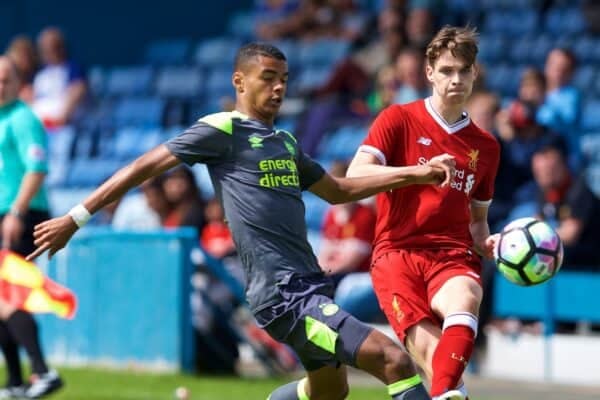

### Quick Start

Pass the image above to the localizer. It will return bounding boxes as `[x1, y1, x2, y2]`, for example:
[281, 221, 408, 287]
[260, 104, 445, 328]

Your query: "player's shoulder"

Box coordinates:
[197, 110, 249, 135]
[468, 121, 500, 149]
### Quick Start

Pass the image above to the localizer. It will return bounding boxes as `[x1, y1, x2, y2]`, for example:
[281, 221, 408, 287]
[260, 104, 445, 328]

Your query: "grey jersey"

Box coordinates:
[166, 111, 326, 313]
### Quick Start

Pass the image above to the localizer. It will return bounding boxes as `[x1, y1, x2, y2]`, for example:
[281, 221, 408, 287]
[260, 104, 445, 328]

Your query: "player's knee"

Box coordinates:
[443, 312, 478, 337]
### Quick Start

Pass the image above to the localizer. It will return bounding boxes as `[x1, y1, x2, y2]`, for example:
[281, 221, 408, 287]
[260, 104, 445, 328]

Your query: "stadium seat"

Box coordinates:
[192, 164, 215, 199]
[580, 100, 600, 132]
[303, 191, 329, 231]
[294, 66, 332, 93]
[544, 7, 586, 37]
[226, 11, 257, 39]
[105, 66, 154, 97]
[572, 66, 596, 93]
[66, 159, 123, 187]
[112, 127, 163, 161]
[477, 34, 508, 64]
[48, 188, 94, 217]
[87, 66, 105, 96]
[155, 67, 203, 98]
[317, 125, 366, 161]
[144, 38, 191, 65]
[113, 97, 165, 128]
[298, 39, 350, 68]
[205, 68, 235, 97]
[194, 37, 242, 68]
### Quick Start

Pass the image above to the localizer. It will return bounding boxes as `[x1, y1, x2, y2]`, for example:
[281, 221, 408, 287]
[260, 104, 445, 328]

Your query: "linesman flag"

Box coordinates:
[0, 250, 77, 319]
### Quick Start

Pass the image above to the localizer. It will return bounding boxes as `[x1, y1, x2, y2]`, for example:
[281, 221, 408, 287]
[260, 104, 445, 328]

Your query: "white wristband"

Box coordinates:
[68, 204, 92, 228]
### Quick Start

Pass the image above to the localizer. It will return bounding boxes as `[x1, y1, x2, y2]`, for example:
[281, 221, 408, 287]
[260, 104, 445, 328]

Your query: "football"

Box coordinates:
[494, 217, 563, 286]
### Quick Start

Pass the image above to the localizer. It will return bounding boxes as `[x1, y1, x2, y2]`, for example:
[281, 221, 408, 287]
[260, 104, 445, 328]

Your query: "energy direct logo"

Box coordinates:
[258, 158, 299, 188]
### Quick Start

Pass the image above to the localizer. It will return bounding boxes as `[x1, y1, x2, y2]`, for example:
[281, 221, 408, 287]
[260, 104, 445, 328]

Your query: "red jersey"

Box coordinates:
[360, 98, 500, 259]
[321, 203, 376, 272]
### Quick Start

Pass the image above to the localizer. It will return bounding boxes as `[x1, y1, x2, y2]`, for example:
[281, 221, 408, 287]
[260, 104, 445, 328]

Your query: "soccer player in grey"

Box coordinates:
[28, 44, 456, 400]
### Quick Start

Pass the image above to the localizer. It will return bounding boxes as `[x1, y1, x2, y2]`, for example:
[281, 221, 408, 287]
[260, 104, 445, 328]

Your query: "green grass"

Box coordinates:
[18, 367, 494, 400]
[37, 367, 391, 399]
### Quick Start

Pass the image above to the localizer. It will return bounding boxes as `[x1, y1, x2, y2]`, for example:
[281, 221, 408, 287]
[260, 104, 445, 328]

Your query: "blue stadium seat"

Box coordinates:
[572, 66, 596, 93]
[544, 7, 586, 37]
[573, 36, 598, 64]
[580, 100, 600, 132]
[113, 97, 165, 128]
[226, 11, 257, 39]
[194, 37, 241, 68]
[586, 164, 600, 197]
[48, 188, 94, 217]
[87, 66, 105, 96]
[204, 68, 235, 97]
[66, 159, 123, 187]
[303, 191, 329, 231]
[144, 38, 191, 65]
[317, 125, 366, 161]
[155, 67, 203, 98]
[294, 66, 332, 93]
[192, 164, 215, 199]
[298, 39, 350, 68]
[105, 66, 154, 97]
[477, 35, 508, 64]
[112, 127, 163, 161]
[270, 39, 300, 70]
[580, 133, 600, 166]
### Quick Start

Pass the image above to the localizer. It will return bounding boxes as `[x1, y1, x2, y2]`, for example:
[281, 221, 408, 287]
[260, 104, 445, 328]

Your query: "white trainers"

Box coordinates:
[434, 390, 465, 400]
[0, 386, 26, 399]
[25, 370, 63, 399]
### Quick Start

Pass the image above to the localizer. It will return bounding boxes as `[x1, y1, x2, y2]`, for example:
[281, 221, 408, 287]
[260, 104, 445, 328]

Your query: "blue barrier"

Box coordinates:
[493, 270, 600, 380]
[36, 228, 198, 372]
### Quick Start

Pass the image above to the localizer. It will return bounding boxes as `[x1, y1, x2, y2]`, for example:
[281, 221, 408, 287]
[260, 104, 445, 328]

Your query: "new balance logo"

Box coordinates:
[417, 136, 432, 146]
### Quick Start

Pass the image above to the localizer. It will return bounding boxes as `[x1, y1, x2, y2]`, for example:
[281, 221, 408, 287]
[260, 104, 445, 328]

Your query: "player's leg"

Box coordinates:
[355, 328, 430, 399]
[265, 292, 429, 400]
[428, 275, 482, 399]
[268, 365, 349, 400]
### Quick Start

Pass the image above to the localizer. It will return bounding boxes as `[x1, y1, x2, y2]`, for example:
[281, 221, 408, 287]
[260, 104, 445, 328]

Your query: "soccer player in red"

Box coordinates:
[347, 26, 501, 400]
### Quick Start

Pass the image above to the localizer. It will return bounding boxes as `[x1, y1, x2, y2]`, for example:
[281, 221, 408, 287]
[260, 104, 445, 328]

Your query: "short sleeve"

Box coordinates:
[12, 106, 48, 173]
[359, 105, 404, 166]
[472, 139, 501, 206]
[165, 114, 233, 165]
[297, 151, 325, 190]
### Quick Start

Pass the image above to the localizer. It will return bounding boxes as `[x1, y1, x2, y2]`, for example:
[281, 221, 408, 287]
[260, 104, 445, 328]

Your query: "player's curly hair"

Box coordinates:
[426, 25, 478, 67]
[234, 43, 286, 70]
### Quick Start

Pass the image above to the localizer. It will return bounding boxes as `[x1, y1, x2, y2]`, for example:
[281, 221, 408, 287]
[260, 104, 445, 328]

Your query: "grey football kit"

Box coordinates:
[166, 111, 372, 370]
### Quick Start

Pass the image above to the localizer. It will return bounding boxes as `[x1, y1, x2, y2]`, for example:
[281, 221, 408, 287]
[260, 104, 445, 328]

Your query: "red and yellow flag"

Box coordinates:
[0, 250, 77, 319]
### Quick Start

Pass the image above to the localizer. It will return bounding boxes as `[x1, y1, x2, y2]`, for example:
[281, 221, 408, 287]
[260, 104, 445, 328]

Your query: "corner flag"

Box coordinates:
[0, 250, 77, 319]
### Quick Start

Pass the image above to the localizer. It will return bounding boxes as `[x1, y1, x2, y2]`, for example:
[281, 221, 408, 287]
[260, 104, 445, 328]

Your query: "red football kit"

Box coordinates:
[360, 98, 500, 342]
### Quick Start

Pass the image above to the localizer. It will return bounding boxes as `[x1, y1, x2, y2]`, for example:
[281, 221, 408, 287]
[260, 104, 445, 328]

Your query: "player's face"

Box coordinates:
[426, 49, 477, 106]
[235, 55, 288, 123]
[0, 61, 19, 107]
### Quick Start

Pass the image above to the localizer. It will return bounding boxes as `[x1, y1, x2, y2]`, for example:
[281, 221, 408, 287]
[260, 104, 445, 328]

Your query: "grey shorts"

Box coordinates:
[255, 274, 373, 371]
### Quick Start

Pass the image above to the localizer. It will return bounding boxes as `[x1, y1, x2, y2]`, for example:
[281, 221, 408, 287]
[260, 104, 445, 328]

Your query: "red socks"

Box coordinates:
[430, 325, 475, 396]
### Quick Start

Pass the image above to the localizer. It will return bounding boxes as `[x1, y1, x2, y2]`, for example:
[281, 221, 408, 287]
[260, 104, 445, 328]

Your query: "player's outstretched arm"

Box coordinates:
[309, 163, 446, 205]
[347, 151, 456, 188]
[26, 145, 181, 260]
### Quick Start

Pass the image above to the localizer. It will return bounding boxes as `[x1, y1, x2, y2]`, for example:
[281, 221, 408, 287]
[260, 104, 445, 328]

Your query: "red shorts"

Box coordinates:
[371, 248, 482, 344]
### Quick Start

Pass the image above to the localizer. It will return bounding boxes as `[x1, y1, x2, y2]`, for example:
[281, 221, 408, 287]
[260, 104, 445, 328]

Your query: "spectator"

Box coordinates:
[201, 198, 235, 260]
[32, 27, 87, 130]
[537, 48, 581, 163]
[162, 166, 206, 234]
[0, 56, 63, 399]
[366, 64, 397, 114]
[5, 36, 38, 103]
[393, 47, 429, 104]
[404, 6, 435, 49]
[112, 176, 171, 230]
[318, 161, 382, 322]
[494, 69, 567, 223]
[529, 144, 600, 269]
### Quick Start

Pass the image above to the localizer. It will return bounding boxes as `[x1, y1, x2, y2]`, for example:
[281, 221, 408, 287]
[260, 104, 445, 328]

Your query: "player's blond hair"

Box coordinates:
[426, 26, 478, 67]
